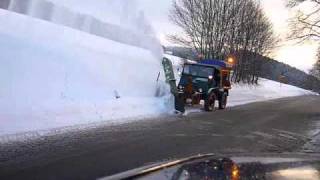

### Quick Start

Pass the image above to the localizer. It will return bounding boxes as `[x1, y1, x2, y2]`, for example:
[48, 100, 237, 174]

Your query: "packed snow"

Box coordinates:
[0, 8, 171, 137]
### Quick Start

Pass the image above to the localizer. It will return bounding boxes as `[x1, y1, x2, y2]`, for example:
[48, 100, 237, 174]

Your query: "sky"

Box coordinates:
[139, 0, 318, 72]
[49, 0, 318, 72]
[260, 0, 318, 72]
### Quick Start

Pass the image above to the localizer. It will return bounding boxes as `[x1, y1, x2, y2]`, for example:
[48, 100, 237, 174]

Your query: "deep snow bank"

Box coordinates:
[0, 9, 171, 136]
[0, 0, 162, 57]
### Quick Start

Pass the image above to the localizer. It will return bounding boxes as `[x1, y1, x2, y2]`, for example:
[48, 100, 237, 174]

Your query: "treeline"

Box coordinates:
[259, 56, 320, 93]
[310, 48, 320, 80]
[169, 0, 275, 84]
[164, 46, 320, 93]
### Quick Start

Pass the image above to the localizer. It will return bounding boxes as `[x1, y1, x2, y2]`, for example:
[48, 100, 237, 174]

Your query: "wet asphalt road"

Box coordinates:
[0, 95, 320, 180]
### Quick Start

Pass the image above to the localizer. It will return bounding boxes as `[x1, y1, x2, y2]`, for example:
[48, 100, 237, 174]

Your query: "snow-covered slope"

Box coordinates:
[0, 9, 171, 136]
[1, 0, 162, 57]
[229, 79, 315, 107]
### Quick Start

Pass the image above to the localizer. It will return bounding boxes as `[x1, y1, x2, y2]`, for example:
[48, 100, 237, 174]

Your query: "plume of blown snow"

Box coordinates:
[1, 0, 163, 58]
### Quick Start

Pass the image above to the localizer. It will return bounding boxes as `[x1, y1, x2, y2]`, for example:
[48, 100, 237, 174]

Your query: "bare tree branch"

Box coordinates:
[169, 0, 276, 84]
[287, 0, 320, 42]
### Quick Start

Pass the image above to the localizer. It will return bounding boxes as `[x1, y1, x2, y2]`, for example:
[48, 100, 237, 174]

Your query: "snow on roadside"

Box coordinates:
[0, 97, 172, 144]
[228, 79, 316, 107]
[0, 9, 172, 137]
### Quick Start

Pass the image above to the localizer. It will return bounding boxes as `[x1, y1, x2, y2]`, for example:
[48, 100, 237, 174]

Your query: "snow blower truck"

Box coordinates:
[162, 58, 233, 113]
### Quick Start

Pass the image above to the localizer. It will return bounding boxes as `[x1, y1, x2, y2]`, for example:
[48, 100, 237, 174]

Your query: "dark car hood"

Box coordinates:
[99, 153, 320, 180]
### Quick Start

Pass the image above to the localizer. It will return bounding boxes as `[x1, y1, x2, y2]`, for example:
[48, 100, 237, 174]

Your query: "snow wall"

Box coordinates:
[0, 0, 162, 58]
[0, 7, 171, 136]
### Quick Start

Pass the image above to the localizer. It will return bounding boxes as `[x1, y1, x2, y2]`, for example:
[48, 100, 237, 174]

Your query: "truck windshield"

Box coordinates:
[183, 65, 215, 77]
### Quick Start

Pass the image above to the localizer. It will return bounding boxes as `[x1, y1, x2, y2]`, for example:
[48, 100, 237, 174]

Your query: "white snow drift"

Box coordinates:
[0, 8, 171, 136]
[229, 79, 315, 107]
[0, 0, 162, 57]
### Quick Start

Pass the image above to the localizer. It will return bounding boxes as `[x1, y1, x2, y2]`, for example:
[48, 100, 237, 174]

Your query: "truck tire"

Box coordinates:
[205, 93, 215, 112]
[219, 93, 227, 110]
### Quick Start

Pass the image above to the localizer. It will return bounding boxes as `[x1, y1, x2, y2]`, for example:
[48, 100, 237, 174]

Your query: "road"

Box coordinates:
[0, 95, 320, 180]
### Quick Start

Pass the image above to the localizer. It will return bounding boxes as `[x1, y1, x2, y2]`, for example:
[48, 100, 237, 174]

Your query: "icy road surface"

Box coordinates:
[0, 95, 319, 180]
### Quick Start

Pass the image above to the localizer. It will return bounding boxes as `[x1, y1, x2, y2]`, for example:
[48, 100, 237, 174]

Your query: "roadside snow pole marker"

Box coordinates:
[114, 90, 120, 99]
[156, 71, 160, 82]
[162, 58, 185, 113]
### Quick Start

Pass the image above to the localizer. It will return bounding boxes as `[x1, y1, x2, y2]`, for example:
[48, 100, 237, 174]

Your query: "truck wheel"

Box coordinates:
[219, 93, 227, 110]
[205, 93, 215, 112]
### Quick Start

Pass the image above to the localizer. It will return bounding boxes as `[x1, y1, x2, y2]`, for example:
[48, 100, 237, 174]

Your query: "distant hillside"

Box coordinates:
[165, 46, 320, 93]
[164, 46, 198, 60]
[258, 56, 320, 93]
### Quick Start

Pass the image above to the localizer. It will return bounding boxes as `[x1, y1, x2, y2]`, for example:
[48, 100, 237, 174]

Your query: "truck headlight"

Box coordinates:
[208, 75, 213, 80]
[198, 88, 203, 93]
